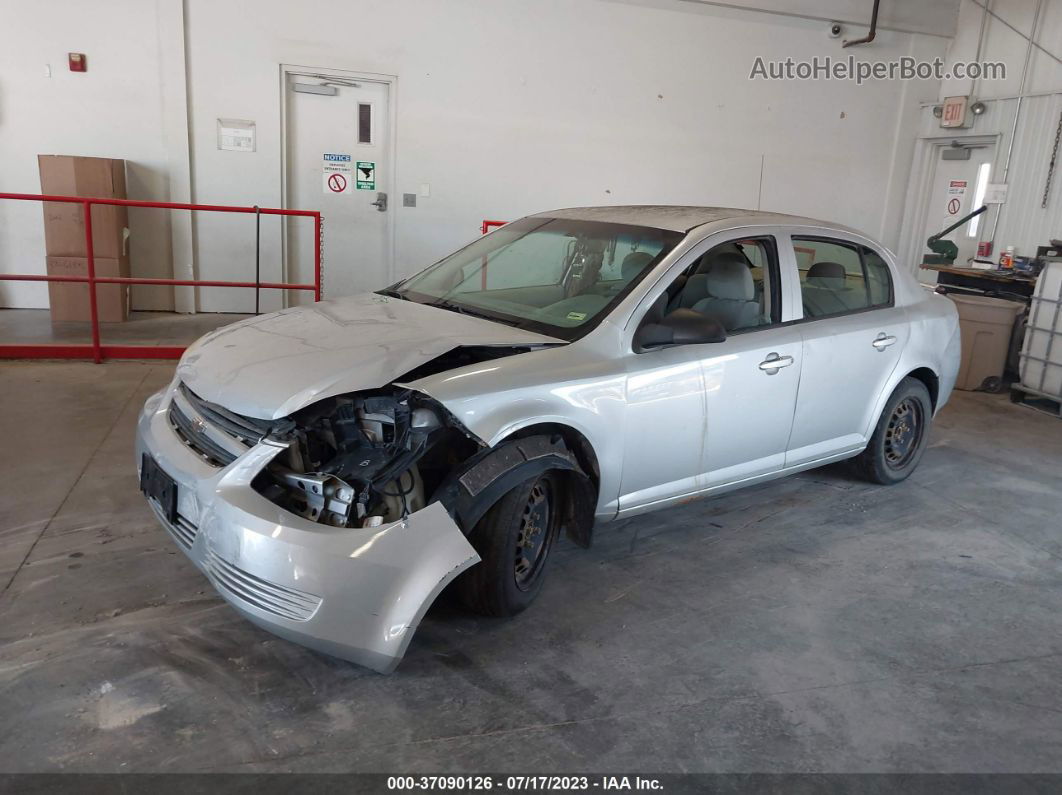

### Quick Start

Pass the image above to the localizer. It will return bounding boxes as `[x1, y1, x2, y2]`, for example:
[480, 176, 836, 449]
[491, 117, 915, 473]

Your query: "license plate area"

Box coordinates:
[140, 454, 177, 524]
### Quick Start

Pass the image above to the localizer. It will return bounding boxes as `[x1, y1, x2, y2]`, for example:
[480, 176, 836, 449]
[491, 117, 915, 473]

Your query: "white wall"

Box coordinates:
[183, 0, 946, 310]
[2, 0, 954, 312]
[0, 0, 185, 311]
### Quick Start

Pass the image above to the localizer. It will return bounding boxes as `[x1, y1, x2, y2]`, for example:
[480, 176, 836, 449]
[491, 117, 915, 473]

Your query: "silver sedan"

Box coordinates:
[136, 206, 961, 672]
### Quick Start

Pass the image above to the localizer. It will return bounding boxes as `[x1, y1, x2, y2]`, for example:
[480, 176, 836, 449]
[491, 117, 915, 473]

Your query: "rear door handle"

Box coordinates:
[872, 333, 897, 351]
[759, 353, 794, 374]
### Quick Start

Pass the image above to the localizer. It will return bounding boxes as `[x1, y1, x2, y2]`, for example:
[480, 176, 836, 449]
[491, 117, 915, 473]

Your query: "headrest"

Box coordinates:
[621, 252, 655, 282]
[704, 253, 754, 301]
[695, 244, 746, 274]
[807, 261, 846, 281]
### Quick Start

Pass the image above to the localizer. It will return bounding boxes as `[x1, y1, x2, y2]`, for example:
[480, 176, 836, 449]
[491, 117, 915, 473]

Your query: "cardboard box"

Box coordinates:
[45, 256, 130, 323]
[38, 155, 129, 259]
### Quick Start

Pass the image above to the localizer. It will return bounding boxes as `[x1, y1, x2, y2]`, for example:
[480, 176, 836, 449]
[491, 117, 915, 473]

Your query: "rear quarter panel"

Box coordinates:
[873, 290, 960, 428]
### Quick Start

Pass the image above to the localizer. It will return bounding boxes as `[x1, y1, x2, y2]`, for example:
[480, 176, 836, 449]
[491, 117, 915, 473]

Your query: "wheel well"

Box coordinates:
[907, 367, 939, 411]
[509, 423, 600, 493]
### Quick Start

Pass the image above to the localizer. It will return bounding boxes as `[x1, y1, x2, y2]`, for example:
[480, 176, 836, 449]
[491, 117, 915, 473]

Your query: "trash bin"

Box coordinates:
[947, 293, 1026, 392]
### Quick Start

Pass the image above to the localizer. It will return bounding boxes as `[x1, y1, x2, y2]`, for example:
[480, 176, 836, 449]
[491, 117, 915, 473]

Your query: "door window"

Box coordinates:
[665, 237, 780, 332]
[862, 247, 894, 306]
[794, 238, 892, 318]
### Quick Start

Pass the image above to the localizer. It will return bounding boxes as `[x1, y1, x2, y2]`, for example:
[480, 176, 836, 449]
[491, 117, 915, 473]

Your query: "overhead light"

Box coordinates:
[932, 105, 944, 118]
[970, 101, 987, 116]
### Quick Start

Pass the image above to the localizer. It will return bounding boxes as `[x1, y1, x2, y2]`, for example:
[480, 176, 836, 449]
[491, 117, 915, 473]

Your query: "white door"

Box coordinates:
[921, 146, 994, 268]
[284, 71, 391, 306]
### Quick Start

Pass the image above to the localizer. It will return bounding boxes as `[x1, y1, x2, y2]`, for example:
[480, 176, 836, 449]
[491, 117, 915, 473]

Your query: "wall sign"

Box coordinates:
[947, 179, 967, 214]
[323, 153, 353, 194]
[984, 183, 1009, 204]
[218, 119, 256, 152]
[356, 161, 376, 190]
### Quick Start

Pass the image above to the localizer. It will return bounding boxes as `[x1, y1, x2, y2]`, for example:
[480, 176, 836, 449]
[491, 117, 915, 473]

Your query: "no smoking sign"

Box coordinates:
[322, 153, 353, 195]
[327, 173, 348, 193]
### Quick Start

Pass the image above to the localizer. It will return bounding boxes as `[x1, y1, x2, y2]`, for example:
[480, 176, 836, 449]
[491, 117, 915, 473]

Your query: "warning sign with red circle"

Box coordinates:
[322, 153, 353, 195]
[945, 179, 967, 215]
[327, 173, 347, 192]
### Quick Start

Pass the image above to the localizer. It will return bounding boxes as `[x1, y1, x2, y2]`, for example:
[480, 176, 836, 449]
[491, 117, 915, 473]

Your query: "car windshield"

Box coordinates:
[389, 218, 682, 340]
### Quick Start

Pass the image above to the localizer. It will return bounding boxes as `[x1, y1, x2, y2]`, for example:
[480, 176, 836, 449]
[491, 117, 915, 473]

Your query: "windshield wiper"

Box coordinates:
[430, 299, 519, 326]
[376, 288, 409, 300]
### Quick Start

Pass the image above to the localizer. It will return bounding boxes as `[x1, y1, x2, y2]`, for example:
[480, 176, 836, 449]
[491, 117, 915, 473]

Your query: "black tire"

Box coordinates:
[852, 377, 933, 485]
[981, 375, 1003, 393]
[457, 472, 560, 617]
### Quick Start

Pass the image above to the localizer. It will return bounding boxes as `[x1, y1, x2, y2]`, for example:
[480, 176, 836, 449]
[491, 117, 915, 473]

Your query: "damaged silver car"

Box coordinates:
[136, 206, 960, 672]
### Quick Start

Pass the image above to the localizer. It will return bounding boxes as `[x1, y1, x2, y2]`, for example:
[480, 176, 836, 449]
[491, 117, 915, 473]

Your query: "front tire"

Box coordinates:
[457, 472, 560, 617]
[853, 377, 933, 485]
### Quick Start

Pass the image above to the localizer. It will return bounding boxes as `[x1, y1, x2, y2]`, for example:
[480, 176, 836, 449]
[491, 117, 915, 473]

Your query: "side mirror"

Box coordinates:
[634, 308, 727, 351]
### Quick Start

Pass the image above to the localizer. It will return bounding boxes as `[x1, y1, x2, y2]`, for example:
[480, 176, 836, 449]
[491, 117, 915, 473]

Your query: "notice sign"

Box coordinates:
[323, 153, 352, 194]
[947, 180, 967, 214]
[218, 119, 256, 152]
[356, 161, 376, 190]
[984, 183, 1009, 204]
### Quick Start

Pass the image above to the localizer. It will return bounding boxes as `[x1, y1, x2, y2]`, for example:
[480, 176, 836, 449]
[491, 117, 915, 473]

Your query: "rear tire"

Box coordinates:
[852, 377, 933, 485]
[457, 472, 560, 617]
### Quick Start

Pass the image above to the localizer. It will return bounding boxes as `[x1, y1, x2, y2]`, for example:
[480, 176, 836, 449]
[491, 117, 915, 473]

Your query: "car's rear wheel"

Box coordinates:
[457, 472, 560, 617]
[853, 377, 932, 485]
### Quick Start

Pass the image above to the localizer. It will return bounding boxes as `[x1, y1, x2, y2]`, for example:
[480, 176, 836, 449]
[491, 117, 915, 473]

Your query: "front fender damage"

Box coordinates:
[436, 435, 597, 548]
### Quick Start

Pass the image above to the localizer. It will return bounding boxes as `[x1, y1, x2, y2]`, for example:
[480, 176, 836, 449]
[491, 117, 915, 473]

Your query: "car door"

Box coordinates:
[618, 231, 803, 514]
[784, 234, 909, 467]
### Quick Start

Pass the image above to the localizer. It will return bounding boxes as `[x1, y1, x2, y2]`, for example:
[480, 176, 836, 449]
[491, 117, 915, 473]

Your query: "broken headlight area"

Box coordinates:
[253, 389, 482, 529]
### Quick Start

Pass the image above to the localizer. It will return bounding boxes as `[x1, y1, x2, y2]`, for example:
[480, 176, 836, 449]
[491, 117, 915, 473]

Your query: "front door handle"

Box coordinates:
[872, 333, 897, 351]
[371, 192, 388, 212]
[759, 353, 794, 374]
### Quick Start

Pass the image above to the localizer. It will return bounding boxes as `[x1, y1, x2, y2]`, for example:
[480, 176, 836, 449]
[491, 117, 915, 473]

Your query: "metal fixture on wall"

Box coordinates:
[843, 0, 880, 48]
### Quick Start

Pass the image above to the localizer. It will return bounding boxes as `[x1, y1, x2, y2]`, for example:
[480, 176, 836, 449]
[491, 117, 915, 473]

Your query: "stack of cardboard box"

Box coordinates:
[39, 155, 131, 322]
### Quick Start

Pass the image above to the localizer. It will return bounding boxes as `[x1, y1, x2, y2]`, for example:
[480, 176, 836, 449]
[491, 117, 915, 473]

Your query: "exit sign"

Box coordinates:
[941, 95, 969, 128]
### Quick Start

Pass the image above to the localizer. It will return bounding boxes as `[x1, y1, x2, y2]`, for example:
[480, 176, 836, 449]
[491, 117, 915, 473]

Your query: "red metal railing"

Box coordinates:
[0, 193, 321, 363]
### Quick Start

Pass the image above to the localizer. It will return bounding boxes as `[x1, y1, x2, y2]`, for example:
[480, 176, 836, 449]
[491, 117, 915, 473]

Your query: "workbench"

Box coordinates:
[920, 264, 1037, 300]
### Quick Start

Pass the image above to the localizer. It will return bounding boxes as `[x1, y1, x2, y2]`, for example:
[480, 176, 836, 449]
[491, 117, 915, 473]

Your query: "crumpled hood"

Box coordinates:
[176, 293, 563, 419]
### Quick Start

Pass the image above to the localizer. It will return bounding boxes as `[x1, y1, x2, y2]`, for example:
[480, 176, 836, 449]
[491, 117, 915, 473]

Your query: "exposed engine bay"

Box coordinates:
[254, 388, 482, 529]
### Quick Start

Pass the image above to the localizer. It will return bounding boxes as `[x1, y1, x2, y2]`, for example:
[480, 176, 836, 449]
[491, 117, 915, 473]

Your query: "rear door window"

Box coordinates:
[793, 238, 893, 319]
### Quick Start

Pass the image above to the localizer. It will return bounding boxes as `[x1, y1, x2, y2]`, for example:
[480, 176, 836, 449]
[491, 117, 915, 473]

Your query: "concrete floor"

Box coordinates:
[0, 309, 249, 347]
[1, 360, 1061, 773]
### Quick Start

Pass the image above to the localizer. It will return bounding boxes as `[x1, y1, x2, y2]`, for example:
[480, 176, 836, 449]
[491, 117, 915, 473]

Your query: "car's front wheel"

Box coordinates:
[853, 377, 933, 485]
[457, 472, 560, 617]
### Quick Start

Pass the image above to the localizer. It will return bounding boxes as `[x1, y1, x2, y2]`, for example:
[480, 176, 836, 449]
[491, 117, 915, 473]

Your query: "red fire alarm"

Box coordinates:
[68, 53, 86, 72]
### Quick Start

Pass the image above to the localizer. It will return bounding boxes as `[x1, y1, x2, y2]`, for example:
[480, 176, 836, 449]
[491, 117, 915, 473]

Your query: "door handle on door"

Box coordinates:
[371, 192, 388, 211]
[758, 353, 794, 373]
[872, 333, 897, 351]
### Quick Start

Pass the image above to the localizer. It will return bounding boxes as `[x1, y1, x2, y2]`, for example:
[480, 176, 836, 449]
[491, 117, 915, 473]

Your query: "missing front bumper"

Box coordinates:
[136, 387, 481, 673]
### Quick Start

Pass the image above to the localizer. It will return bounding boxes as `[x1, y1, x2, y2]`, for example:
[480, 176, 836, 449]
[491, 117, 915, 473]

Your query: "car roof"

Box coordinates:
[528, 205, 867, 238]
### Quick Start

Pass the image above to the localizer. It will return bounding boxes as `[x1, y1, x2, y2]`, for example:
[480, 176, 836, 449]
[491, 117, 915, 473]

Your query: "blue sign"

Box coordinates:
[323, 153, 352, 162]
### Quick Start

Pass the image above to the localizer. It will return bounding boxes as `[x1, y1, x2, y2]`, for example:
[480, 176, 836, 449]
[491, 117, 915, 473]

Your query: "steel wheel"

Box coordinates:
[514, 478, 554, 591]
[883, 396, 925, 470]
